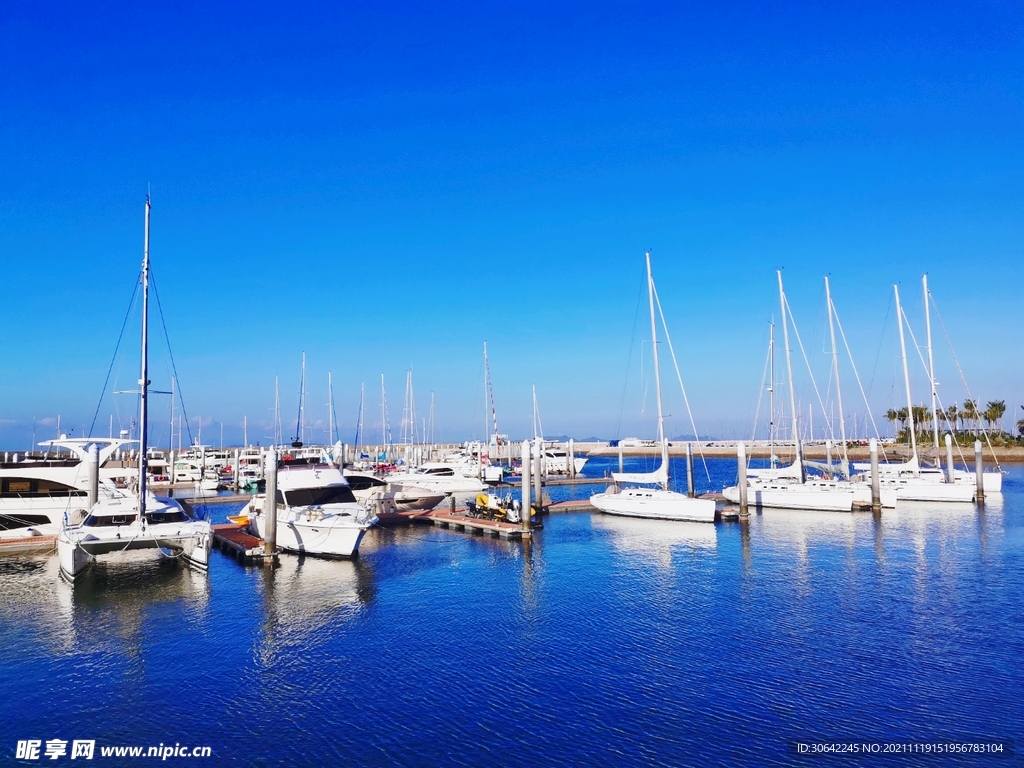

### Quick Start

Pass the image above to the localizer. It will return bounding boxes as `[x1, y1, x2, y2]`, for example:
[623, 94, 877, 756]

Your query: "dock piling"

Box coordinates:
[975, 440, 984, 504]
[533, 439, 542, 510]
[87, 443, 99, 509]
[869, 438, 881, 513]
[737, 441, 748, 516]
[945, 434, 954, 484]
[521, 440, 532, 531]
[686, 442, 695, 498]
[264, 447, 278, 555]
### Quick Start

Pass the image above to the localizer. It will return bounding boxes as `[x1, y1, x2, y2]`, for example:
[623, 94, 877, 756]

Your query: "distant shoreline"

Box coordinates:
[582, 441, 1024, 464]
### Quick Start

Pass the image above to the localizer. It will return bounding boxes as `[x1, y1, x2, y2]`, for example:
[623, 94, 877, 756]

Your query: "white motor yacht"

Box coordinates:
[244, 457, 377, 558]
[343, 471, 445, 513]
[0, 438, 136, 545]
[385, 464, 487, 496]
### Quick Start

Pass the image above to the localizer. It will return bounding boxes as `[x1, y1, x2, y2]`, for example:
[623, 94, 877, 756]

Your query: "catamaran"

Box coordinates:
[57, 197, 212, 581]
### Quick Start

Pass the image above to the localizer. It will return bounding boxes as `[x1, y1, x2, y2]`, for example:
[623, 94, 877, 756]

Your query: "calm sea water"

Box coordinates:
[2, 456, 1022, 766]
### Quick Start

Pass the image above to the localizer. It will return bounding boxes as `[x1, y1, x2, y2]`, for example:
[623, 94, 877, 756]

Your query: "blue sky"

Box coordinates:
[1, 0, 1021, 448]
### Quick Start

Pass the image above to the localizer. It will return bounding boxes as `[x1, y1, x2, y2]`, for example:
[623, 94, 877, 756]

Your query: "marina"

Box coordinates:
[4, 3, 1022, 763]
[1, 458, 1021, 765]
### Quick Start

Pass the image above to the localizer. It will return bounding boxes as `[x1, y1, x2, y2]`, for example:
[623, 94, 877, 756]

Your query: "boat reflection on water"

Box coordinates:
[1, 551, 209, 656]
[255, 553, 376, 664]
[590, 513, 717, 568]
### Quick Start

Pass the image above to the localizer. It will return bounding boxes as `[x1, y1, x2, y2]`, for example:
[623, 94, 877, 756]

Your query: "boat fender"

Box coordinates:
[475, 493, 490, 508]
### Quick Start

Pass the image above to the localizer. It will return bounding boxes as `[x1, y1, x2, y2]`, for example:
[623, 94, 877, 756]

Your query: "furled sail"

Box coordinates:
[612, 460, 668, 486]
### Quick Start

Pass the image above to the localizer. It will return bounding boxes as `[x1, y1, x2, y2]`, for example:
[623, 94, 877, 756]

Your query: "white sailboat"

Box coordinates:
[723, 272, 858, 512]
[590, 253, 716, 523]
[57, 197, 212, 582]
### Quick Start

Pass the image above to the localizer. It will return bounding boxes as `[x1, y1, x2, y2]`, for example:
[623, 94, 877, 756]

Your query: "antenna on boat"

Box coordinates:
[292, 352, 305, 447]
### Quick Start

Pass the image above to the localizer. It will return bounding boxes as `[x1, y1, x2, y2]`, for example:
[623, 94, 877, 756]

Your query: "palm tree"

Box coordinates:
[946, 403, 959, 434]
[884, 408, 899, 438]
[963, 399, 979, 435]
[987, 400, 1006, 434]
[1017, 418, 1024, 438]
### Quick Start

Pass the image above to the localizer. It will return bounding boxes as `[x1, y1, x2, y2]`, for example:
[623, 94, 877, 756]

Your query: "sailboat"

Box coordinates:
[590, 253, 716, 523]
[56, 197, 212, 582]
[849, 282, 974, 503]
[723, 272, 858, 512]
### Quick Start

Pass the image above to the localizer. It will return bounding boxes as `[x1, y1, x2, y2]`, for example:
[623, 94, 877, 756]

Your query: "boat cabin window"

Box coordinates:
[0, 513, 53, 531]
[344, 475, 386, 491]
[424, 467, 454, 476]
[144, 509, 190, 524]
[85, 513, 137, 527]
[0, 478, 86, 498]
[283, 486, 357, 507]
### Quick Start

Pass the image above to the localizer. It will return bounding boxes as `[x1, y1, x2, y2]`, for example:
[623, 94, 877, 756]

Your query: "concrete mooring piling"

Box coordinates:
[264, 448, 278, 555]
[233, 449, 240, 489]
[975, 440, 984, 504]
[869, 438, 881, 513]
[686, 442, 695, 498]
[826, 439, 832, 474]
[945, 434, 955, 484]
[568, 438, 576, 478]
[87, 443, 100, 509]
[737, 441, 748, 516]
[618, 441, 623, 473]
[521, 440, 532, 531]
[533, 439, 543, 510]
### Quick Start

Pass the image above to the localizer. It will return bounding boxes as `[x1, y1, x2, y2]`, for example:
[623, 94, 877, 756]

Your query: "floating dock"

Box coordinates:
[424, 508, 532, 539]
[0, 533, 55, 555]
[211, 523, 277, 565]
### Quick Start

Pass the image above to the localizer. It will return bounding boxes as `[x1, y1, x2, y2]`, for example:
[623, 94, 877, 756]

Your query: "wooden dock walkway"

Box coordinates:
[424, 508, 532, 539]
[211, 523, 277, 565]
[0, 533, 56, 555]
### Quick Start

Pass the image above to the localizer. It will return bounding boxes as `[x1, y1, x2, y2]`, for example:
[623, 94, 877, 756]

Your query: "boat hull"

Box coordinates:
[251, 514, 370, 558]
[723, 483, 856, 512]
[590, 488, 716, 523]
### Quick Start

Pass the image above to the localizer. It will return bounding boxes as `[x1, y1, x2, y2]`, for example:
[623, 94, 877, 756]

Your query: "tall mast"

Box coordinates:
[894, 284, 918, 461]
[355, 381, 364, 446]
[428, 392, 434, 445]
[274, 376, 281, 446]
[243, 415, 248, 446]
[482, 342, 488, 444]
[327, 372, 334, 444]
[824, 276, 849, 472]
[768, 319, 775, 467]
[536, 382, 544, 438]
[294, 352, 305, 445]
[138, 196, 151, 514]
[923, 274, 940, 452]
[169, 375, 175, 450]
[777, 270, 804, 481]
[380, 374, 390, 448]
[645, 252, 668, 490]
